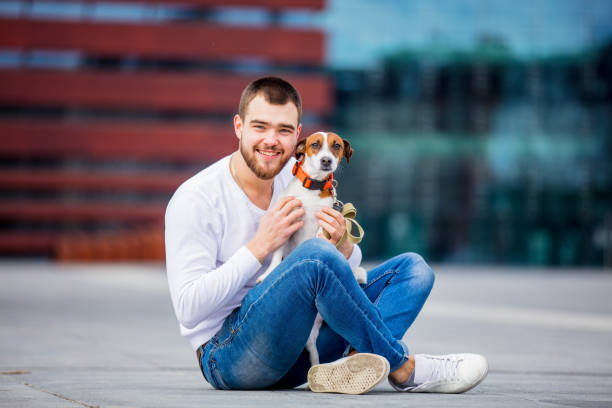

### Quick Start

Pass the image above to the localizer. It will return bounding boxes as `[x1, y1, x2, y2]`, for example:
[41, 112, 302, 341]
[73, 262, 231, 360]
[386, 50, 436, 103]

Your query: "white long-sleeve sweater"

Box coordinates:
[165, 154, 362, 350]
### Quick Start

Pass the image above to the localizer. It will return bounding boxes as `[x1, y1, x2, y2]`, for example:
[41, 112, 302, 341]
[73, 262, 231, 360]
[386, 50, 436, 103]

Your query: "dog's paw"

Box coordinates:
[352, 266, 368, 284]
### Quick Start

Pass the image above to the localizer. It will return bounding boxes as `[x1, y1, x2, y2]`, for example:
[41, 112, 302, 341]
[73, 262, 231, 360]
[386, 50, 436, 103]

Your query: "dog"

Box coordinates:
[256, 131, 367, 366]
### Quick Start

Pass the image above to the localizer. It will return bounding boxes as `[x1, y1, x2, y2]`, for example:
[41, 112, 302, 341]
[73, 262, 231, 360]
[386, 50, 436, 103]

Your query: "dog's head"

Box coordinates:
[295, 132, 353, 180]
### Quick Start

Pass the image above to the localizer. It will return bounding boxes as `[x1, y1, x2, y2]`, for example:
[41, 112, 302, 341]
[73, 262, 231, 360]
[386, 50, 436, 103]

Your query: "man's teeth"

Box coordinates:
[258, 150, 279, 156]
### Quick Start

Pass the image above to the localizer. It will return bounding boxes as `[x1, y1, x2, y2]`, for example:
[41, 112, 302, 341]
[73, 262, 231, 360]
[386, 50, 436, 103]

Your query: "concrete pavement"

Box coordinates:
[1, 262, 611, 407]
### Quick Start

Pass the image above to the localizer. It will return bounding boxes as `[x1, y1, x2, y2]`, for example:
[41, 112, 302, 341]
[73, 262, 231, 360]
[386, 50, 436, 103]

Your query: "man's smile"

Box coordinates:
[256, 149, 282, 160]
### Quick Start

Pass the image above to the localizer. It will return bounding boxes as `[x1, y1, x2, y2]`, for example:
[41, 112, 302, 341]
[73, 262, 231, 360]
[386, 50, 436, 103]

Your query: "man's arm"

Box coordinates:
[165, 191, 305, 330]
[165, 191, 262, 329]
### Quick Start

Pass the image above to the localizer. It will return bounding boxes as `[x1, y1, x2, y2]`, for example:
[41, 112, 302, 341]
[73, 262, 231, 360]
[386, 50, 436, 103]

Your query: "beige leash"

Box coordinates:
[324, 201, 365, 249]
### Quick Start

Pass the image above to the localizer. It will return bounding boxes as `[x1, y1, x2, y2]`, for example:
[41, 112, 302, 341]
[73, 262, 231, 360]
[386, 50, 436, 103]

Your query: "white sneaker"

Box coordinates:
[389, 353, 488, 394]
[307, 353, 390, 395]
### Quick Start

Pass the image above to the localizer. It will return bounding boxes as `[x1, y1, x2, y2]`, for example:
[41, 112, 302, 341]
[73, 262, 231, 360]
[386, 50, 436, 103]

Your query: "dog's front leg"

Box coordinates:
[256, 246, 284, 283]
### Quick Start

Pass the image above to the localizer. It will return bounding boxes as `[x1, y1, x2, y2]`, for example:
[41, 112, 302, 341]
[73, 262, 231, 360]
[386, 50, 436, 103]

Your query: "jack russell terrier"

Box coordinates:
[256, 131, 367, 366]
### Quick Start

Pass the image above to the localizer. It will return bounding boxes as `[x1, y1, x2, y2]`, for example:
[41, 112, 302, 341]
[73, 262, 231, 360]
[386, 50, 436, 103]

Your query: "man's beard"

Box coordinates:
[239, 138, 290, 180]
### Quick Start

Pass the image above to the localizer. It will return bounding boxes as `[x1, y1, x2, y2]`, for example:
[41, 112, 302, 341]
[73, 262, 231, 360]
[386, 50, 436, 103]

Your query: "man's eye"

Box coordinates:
[280, 129, 292, 135]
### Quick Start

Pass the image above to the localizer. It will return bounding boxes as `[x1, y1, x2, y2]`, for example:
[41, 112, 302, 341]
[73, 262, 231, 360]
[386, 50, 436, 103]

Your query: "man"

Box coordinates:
[165, 76, 488, 393]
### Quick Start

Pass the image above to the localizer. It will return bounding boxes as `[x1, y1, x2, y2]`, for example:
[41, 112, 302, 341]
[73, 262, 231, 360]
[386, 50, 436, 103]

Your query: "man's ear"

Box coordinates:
[295, 138, 307, 161]
[342, 139, 354, 164]
[233, 114, 243, 140]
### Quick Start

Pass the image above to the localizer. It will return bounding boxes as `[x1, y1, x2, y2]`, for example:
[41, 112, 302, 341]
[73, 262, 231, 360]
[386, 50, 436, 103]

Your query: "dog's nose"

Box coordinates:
[321, 157, 332, 168]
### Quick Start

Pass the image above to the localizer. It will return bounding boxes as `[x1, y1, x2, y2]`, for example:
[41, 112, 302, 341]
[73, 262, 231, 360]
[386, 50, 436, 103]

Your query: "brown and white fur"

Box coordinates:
[256, 132, 367, 366]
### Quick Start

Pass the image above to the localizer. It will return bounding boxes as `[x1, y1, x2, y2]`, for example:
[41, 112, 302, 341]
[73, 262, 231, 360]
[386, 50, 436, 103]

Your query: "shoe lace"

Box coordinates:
[430, 355, 461, 382]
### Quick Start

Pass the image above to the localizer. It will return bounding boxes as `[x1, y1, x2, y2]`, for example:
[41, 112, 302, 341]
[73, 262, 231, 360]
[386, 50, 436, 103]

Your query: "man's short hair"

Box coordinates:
[238, 77, 302, 124]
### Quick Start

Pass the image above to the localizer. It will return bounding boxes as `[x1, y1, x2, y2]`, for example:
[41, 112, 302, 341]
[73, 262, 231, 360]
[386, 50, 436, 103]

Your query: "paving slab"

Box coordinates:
[1, 262, 611, 407]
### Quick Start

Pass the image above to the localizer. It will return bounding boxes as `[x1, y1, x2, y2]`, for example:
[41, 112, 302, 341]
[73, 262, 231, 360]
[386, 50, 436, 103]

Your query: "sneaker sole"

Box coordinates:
[307, 353, 390, 395]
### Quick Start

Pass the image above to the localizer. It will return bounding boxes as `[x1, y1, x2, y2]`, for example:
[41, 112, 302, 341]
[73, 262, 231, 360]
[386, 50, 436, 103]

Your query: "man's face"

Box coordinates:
[234, 94, 301, 180]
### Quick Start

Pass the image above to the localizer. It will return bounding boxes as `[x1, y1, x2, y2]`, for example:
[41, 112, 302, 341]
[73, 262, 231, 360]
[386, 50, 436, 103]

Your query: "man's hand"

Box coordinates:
[316, 206, 354, 259]
[247, 196, 305, 263]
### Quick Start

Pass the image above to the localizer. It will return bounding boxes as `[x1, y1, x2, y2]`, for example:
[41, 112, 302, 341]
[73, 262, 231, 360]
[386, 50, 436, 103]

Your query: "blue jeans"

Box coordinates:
[198, 238, 434, 390]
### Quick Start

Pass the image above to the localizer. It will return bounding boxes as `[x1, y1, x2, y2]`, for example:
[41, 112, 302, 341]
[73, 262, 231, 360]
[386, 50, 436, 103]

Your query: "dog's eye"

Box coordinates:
[311, 142, 320, 149]
[332, 143, 341, 150]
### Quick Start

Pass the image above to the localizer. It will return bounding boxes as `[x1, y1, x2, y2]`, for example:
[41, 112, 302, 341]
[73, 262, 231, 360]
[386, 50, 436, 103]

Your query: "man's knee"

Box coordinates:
[297, 238, 344, 264]
[292, 238, 349, 278]
[397, 252, 435, 291]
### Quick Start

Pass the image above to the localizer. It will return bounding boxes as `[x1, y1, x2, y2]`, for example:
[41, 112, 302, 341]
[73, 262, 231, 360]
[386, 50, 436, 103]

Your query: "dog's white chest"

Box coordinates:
[282, 179, 334, 248]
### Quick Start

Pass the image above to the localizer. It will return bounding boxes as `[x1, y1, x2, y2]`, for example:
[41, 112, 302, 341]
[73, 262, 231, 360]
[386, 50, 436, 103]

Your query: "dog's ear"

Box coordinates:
[342, 139, 353, 164]
[295, 138, 307, 161]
